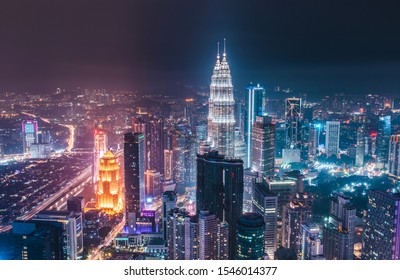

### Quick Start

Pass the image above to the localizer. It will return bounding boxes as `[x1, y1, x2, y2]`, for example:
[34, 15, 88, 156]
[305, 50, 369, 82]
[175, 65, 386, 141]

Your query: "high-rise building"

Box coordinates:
[148, 117, 164, 173]
[145, 170, 162, 199]
[93, 128, 108, 184]
[244, 83, 266, 168]
[164, 149, 173, 180]
[167, 209, 198, 260]
[196, 150, 244, 259]
[356, 126, 365, 167]
[275, 122, 286, 159]
[236, 213, 265, 260]
[22, 119, 38, 154]
[325, 121, 340, 157]
[243, 169, 258, 213]
[282, 193, 313, 252]
[97, 150, 122, 214]
[285, 98, 302, 149]
[32, 211, 83, 259]
[132, 116, 148, 169]
[389, 135, 400, 177]
[233, 128, 247, 168]
[30, 143, 51, 159]
[162, 191, 177, 243]
[323, 194, 356, 260]
[198, 210, 229, 260]
[252, 178, 278, 259]
[377, 115, 391, 167]
[251, 116, 275, 177]
[362, 190, 400, 260]
[12, 220, 66, 260]
[300, 222, 324, 260]
[207, 41, 235, 158]
[124, 132, 145, 232]
[67, 196, 85, 213]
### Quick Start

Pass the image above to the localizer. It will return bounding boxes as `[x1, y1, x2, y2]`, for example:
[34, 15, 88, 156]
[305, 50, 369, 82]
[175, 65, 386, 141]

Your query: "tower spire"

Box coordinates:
[223, 38, 226, 56]
[217, 42, 220, 59]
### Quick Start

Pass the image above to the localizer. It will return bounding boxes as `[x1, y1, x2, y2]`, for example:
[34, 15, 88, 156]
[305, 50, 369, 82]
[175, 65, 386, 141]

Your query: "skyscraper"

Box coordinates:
[355, 125, 365, 167]
[162, 191, 177, 243]
[236, 213, 265, 260]
[388, 135, 400, 177]
[196, 150, 244, 259]
[164, 149, 173, 180]
[300, 222, 324, 260]
[198, 210, 229, 260]
[251, 116, 275, 177]
[207, 41, 235, 158]
[97, 150, 121, 214]
[275, 122, 286, 159]
[145, 170, 162, 199]
[124, 132, 145, 232]
[325, 121, 340, 157]
[148, 117, 164, 173]
[362, 190, 400, 260]
[244, 83, 266, 167]
[282, 193, 313, 252]
[323, 194, 355, 260]
[377, 115, 391, 167]
[93, 128, 108, 185]
[285, 98, 302, 149]
[252, 178, 278, 259]
[32, 211, 83, 259]
[22, 119, 38, 154]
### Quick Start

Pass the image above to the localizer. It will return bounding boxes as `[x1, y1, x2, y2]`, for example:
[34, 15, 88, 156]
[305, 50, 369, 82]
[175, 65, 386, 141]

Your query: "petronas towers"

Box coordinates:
[207, 40, 235, 158]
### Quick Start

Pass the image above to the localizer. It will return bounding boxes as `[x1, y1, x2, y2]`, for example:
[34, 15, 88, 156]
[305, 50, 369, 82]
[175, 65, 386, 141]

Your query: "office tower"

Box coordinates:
[97, 150, 122, 214]
[12, 221, 66, 260]
[243, 169, 258, 213]
[67, 196, 85, 213]
[300, 223, 324, 260]
[308, 124, 318, 158]
[145, 170, 161, 199]
[377, 115, 391, 167]
[32, 211, 83, 259]
[275, 122, 286, 159]
[194, 125, 207, 153]
[198, 210, 229, 260]
[236, 213, 265, 260]
[132, 116, 148, 169]
[244, 83, 266, 168]
[389, 135, 400, 177]
[162, 191, 177, 243]
[282, 193, 313, 252]
[252, 178, 278, 259]
[164, 149, 173, 180]
[325, 121, 340, 157]
[234, 128, 247, 167]
[148, 117, 164, 173]
[196, 150, 244, 259]
[167, 209, 198, 260]
[171, 126, 191, 194]
[93, 128, 108, 184]
[323, 194, 356, 260]
[207, 41, 235, 158]
[124, 132, 145, 232]
[251, 116, 275, 177]
[267, 179, 298, 219]
[285, 98, 302, 149]
[22, 119, 38, 154]
[362, 190, 400, 260]
[356, 126, 366, 167]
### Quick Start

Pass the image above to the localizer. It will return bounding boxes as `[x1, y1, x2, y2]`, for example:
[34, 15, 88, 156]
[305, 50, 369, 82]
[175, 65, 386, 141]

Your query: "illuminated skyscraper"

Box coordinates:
[377, 115, 391, 167]
[285, 98, 302, 149]
[164, 149, 173, 180]
[236, 213, 265, 260]
[22, 119, 38, 154]
[389, 135, 400, 177]
[149, 117, 164, 173]
[251, 116, 275, 177]
[124, 132, 145, 232]
[252, 178, 278, 259]
[300, 223, 324, 260]
[97, 150, 122, 214]
[196, 150, 243, 259]
[356, 126, 365, 167]
[323, 194, 355, 260]
[93, 128, 108, 184]
[362, 190, 400, 260]
[207, 40, 235, 158]
[244, 83, 266, 167]
[325, 121, 340, 157]
[162, 191, 177, 243]
[145, 170, 161, 199]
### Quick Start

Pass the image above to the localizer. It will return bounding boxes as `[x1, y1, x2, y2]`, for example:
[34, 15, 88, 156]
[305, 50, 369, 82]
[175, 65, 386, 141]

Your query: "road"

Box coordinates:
[88, 217, 126, 260]
[0, 165, 92, 233]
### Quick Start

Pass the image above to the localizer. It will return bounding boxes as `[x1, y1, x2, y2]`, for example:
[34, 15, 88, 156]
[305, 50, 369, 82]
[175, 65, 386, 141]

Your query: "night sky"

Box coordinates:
[1, 0, 400, 96]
